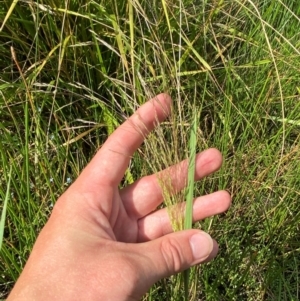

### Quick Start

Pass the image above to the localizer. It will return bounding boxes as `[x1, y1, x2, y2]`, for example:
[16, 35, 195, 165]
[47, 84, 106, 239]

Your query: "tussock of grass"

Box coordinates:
[1, 0, 300, 299]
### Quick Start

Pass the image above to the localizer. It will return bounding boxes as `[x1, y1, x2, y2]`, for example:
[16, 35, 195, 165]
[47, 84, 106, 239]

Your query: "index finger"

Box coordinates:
[76, 93, 172, 190]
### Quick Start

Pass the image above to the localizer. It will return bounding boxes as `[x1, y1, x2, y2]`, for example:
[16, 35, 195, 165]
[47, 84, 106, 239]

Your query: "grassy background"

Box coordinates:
[1, 0, 300, 299]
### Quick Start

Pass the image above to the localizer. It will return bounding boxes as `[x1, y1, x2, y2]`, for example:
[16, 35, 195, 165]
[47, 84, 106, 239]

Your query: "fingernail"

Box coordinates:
[189, 232, 213, 262]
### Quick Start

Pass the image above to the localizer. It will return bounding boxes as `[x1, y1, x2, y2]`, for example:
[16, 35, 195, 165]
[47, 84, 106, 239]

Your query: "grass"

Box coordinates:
[0, 166, 12, 251]
[183, 112, 198, 300]
[1, 0, 300, 299]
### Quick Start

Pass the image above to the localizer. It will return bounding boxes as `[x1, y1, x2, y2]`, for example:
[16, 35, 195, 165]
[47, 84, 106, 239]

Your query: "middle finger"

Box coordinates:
[120, 148, 223, 218]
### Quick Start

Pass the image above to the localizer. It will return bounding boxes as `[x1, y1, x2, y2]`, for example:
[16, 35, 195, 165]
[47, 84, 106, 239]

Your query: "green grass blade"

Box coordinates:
[0, 166, 13, 250]
[183, 113, 198, 300]
[161, 0, 171, 33]
[184, 113, 198, 230]
[0, 0, 19, 32]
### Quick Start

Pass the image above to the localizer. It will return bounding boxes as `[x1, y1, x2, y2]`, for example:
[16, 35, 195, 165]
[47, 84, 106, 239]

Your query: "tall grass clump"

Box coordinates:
[1, 0, 300, 300]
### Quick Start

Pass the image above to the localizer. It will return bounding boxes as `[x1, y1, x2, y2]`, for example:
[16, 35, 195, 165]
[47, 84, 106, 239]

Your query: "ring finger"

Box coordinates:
[137, 190, 231, 242]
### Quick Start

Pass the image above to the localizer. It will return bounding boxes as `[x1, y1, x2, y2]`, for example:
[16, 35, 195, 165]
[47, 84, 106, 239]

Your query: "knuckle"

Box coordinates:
[160, 238, 184, 273]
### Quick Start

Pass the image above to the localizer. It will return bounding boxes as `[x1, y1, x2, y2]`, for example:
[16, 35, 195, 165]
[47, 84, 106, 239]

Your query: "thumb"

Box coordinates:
[136, 230, 217, 286]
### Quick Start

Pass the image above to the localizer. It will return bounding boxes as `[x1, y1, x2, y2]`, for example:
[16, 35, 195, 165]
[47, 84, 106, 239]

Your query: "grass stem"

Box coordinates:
[183, 113, 198, 300]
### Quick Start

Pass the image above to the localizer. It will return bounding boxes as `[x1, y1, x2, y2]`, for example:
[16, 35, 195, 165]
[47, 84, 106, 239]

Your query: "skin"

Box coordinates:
[7, 93, 231, 301]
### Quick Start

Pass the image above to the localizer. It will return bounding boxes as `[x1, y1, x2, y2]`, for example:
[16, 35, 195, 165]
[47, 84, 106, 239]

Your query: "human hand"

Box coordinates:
[8, 94, 231, 301]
